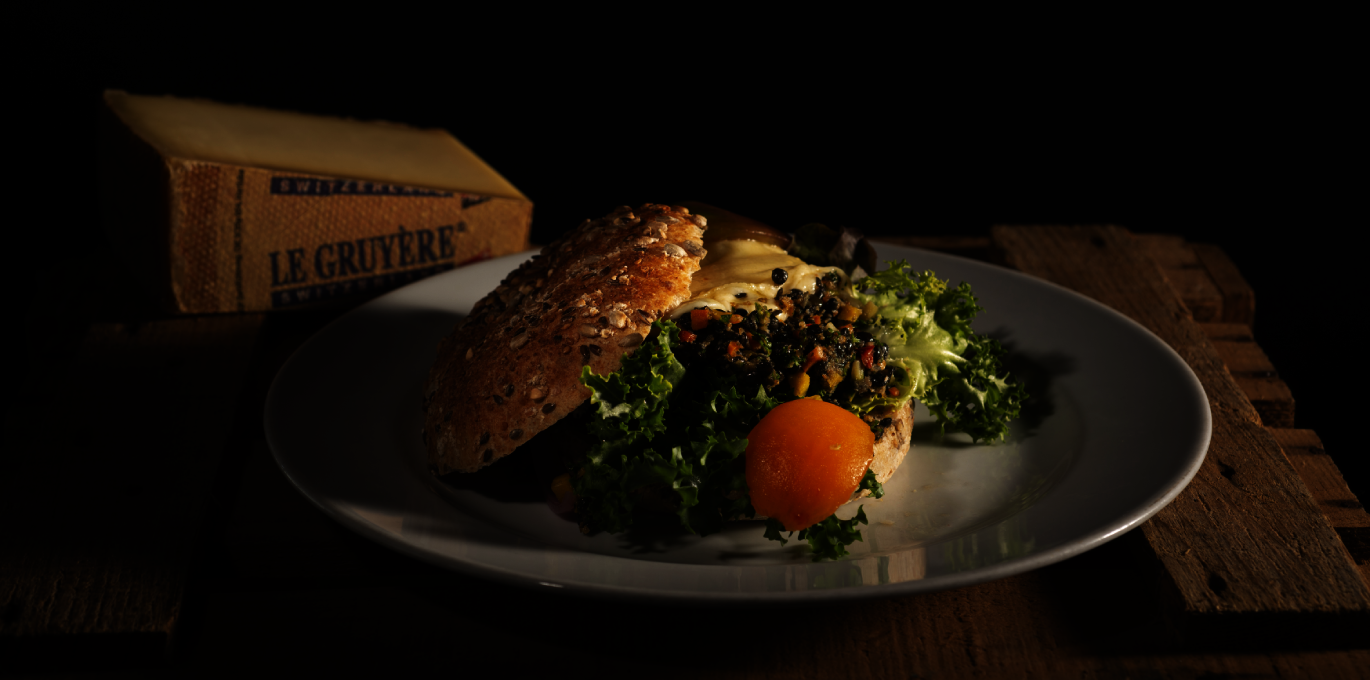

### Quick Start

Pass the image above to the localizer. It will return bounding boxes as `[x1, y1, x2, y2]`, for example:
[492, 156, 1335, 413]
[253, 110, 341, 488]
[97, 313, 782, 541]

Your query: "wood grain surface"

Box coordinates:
[1203, 322, 1296, 428]
[7, 232, 1368, 677]
[991, 225, 1370, 627]
[1, 315, 261, 666]
[1192, 243, 1256, 325]
[1134, 233, 1226, 322]
[1132, 234, 1256, 325]
[1272, 429, 1370, 580]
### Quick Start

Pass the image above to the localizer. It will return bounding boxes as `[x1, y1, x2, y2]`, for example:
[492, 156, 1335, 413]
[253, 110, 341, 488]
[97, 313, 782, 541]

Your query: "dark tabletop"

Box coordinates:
[9, 33, 1363, 676]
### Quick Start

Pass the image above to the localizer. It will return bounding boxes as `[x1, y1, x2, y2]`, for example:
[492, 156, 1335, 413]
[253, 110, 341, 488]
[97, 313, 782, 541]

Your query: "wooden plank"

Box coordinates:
[1134, 233, 1224, 322]
[1199, 322, 1256, 342]
[1234, 376, 1296, 428]
[1193, 243, 1256, 325]
[1133, 235, 1257, 328]
[1163, 269, 1224, 322]
[990, 225, 1370, 627]
[1133, 233, 1198, 269]
[1271, 429, 1370, 580]
[0, 315, 262, 666]
[178, 519, 1370, 676]
[754, 572, 1370, 676]
[1199, 322, 1296, 428]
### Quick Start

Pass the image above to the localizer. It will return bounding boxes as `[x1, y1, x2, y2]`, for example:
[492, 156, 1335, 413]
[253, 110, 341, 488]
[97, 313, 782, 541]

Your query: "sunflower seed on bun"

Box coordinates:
[423, 204, 707, 475]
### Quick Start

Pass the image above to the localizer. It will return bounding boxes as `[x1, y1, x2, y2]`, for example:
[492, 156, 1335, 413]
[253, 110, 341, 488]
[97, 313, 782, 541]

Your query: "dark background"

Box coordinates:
[86, 32, 1360, 505]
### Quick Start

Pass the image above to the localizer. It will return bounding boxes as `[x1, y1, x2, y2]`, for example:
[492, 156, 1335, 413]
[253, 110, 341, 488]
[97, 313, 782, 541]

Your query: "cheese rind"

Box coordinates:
[104, 90, 524, 200]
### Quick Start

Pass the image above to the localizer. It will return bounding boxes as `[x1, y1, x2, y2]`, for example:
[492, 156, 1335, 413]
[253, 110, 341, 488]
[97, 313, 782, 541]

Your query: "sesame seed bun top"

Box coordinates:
[423, 204, 707, 475]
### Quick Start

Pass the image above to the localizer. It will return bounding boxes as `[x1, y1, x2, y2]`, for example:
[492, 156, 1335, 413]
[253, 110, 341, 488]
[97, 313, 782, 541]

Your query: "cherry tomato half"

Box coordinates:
[745, 399, 874, 531]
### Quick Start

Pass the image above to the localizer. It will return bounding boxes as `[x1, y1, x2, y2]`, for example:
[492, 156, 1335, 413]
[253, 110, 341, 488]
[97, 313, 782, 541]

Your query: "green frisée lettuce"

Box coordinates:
[572, 319, 684, 535]
[574, 319, 777, 537]
[569, 257, 1024, 561]
[573, 318, 868, 559]
[847, 261, 1025, 443]
[763, 507, 869, 561]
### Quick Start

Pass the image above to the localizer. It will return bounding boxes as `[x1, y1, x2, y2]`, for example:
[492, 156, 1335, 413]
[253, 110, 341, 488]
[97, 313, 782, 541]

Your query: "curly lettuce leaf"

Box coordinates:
[574, 319, 777, 537]
[574, 320, 688, 534]
[675, 376, 776, 535]
[763, 517, 790, 546]
[580, 320, 684, 444]
[858, 467, 885, 499]
[798, 506, 868, 561]
[847, 260, 1025, 443]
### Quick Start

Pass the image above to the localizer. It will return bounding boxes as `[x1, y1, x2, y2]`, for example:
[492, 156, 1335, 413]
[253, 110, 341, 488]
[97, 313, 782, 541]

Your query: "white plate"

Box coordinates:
[265, 244, 1210, 603]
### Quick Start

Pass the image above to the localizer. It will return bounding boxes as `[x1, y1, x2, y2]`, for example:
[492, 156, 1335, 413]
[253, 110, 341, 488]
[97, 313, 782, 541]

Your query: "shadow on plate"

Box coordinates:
[435, 402, 592, 506]
[903, 329, 1075, 448]
[989, 327, 1076, 438]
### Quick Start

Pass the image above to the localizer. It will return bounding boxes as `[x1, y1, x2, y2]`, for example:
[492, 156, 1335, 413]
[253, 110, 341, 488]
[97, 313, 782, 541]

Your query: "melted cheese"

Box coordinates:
[670, 240, 842, 320]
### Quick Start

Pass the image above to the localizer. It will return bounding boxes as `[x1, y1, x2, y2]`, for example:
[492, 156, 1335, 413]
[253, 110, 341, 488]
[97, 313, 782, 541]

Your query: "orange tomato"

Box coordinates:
[745, 399, 874, 531]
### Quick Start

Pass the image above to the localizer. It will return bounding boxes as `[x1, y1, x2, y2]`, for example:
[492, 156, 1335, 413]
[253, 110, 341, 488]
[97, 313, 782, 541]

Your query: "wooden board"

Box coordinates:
[1272, 429, 1370, 580]
[1202, 322, 1296, 428]
[10, 230, 1369, 675]
[0, 315, 262, 666]
[170, 503, 1370, 677]
[1193, 243, 1256, 325]
[990, 225, 1369, 632]
[1134, 233, 1225, 322]
[1133, 233, 1256, 324]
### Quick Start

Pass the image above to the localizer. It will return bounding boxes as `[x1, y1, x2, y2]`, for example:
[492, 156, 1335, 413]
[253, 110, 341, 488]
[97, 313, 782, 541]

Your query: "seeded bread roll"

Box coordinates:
[860, 401, 914, 497]
[424, 204, 707, 475]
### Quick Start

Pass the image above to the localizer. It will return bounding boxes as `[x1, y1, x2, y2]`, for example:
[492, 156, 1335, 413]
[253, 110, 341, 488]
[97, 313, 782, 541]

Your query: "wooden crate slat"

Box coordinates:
[1199, 322, 1297, 428]
[1234, 376, 1297, 428]
[1162, 269, 1225, 322]
[1134, 233, 1225, 322]
[1134, 234, 1258, 328]
[1271, 428, 1370, 587]
[0, 315, 262, 653]
[1133, 233, 1199, 268]
[1193, 243, 1256, 325]
[991, 225, 1369, 618]
[1208, 337, 1278, 376]
[1199, 323, 1255, 342]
